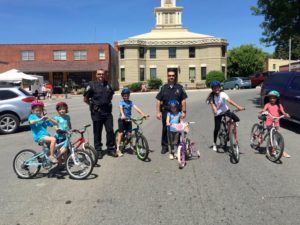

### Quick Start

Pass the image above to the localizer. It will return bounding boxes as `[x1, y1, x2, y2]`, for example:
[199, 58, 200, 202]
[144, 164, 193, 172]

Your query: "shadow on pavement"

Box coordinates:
[248, 97, 263, 109]
[280, 119, 300, 134]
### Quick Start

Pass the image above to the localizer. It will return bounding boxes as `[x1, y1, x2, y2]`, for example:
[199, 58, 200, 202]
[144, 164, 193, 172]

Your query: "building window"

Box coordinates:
[150, 68, 157, 79]
[189, 47, 195, 58]
[139, 68, 145, 81]
[120, 47, 125, 59]
[201, 67, 207, 80]
[99, 49, 105, 60]
[150, 47, 156, 58]
[53, 51, 67, 60]
[221, 46, 227, 57]
[169, 47, 176, 58]
[273, 64, 276, 70]
[121, 68, 125, 82]
[21, 51, 34, 61]
[139, 47, 145, 59]
[74, 50, 87, 60]
[189, 67, 196, 81]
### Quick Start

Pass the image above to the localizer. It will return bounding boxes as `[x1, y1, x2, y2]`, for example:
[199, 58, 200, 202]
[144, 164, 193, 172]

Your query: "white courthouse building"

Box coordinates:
[117, 0, 228, 88]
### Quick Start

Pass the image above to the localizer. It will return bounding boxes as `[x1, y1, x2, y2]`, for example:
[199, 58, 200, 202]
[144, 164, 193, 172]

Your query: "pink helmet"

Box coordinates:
[31, 100, 44, 108]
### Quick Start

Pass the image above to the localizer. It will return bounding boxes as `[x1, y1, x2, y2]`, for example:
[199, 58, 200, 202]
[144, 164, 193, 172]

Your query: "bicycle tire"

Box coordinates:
[135, 134, 149, 161]
[266, 131, 284, 162]
[250, 123, 261, 149]
[13, 149, 41, 179]
[177, 145, 186, 169]
[229, 126, 240, 163]
[218, 121, 228, 150]
[82, 143, 98, 166]
[66, 150, 93, 180]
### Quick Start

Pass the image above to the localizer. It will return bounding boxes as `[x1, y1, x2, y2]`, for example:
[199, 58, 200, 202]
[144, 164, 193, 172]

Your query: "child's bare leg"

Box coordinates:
[43, 136, 57, 163]
[116, 132, 124, 157]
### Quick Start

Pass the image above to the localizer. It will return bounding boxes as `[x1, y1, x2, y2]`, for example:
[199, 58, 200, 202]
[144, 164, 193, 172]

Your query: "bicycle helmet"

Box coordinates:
[210, 80, 221, 88]
[56, 101, 69, 112]
[267, 90, 280, 98]
[121, 87, 131, 96]
[168, 99, 179, 108]
[31, 100, 44, 108]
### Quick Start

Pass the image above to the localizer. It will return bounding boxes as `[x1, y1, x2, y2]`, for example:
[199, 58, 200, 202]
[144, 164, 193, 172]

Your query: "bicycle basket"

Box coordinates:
[171, 123, 190, 133]
[258, 114, 267, 121]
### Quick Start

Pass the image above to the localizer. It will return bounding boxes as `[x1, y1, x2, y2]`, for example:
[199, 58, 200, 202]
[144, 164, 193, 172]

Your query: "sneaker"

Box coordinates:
[212, 144, 217, 152]
[169, 154, 174, 160]
[49, 156, 58, 164]
[116, 149, 123, 157]
[161, 148, 168, 154]
[97, 151, 104, 159]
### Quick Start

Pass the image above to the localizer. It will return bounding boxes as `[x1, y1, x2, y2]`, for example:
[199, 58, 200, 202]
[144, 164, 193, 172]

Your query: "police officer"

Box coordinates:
[156, 69, 188, 154]
[84, 69, 115, 158]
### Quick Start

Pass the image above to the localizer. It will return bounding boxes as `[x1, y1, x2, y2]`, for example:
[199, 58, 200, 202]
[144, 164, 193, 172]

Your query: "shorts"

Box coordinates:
[118, 119, 132, 132]
[57, 138, 69, 149]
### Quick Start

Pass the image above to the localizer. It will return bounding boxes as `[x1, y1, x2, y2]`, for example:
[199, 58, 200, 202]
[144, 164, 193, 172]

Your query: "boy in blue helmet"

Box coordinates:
[207, 80, 245, 152]
[166, 99, 182, 160]
[116, 88, 148, 157]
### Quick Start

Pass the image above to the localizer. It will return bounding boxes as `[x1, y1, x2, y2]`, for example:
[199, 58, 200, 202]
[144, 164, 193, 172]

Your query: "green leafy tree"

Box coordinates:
[227, 45, 266, 77]
[251, 0, 300, 59]
[206, 71, 225, 87]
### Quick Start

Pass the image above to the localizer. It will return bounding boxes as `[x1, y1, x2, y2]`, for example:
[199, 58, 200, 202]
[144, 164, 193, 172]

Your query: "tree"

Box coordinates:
[251, 0, 300, 59]
[206, 71, 225, 87]
[274, 36, 300, 59]
[227, 45, 266, 77]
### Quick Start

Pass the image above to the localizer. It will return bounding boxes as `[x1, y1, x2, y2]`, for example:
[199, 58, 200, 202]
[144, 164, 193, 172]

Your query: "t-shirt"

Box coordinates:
[54, 115, 71, 140]
[167, 111, 182, 132]
[28, 114, 53, 142]
[264, 103, 284, 127]
[213, 92, 229, 116]
[119, 100, 134, 119]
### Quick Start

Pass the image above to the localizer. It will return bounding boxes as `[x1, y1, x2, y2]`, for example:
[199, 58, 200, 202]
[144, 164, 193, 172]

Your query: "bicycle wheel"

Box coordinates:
[218, 121, 228, 150]
[135, 134, 149, 161]
[82, 143, 98, 166]
[13, 149, 41, 179]
[229, 126, 240, 163]
[250, 123, 261, 149]
[66, 150, 93, 180]
[266, 131, 284, 162]
[177, 145, 186, 169]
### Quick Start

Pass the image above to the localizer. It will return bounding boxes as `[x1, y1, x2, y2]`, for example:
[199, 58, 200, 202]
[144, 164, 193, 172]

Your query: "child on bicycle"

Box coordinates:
[53, 102, 72, 162]
[28, 100, 58, 163]
[166, 100, 182, 160]
[206, 80, 245, 152]
[261, 90, 290, 158]
[116, 88, 147, 157]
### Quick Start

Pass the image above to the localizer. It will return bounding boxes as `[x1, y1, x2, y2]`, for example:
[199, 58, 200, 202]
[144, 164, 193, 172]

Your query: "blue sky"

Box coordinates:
[0, 0, 274, 53]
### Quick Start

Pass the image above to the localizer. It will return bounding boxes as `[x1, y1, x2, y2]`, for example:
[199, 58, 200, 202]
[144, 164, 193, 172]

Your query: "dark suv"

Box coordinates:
[261, 72, 300, 122]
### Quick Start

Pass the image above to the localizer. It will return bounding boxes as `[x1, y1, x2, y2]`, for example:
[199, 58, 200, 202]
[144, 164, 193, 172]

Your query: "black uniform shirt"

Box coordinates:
[156, 83, 187, 111]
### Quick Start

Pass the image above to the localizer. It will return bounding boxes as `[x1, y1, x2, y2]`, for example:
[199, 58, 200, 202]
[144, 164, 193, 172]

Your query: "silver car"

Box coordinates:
[221, 77, 252, 90]
[0, 85, 35, 134]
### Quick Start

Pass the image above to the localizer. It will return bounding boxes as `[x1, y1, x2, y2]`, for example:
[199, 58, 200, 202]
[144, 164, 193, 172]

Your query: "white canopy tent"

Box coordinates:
[0, 69, 38, 82]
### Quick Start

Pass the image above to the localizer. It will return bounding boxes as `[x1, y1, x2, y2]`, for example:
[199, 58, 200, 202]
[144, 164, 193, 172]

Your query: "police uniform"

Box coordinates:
[84, 80, 115, 154]
[156, 83, 188, 153]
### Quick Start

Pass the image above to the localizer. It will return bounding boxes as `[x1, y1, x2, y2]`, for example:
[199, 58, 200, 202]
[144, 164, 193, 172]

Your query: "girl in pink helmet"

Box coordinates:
[28, 100, 58, 163]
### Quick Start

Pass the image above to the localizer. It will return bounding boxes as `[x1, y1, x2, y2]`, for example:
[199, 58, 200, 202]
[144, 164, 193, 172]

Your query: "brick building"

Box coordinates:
[0, 43, 119, 91]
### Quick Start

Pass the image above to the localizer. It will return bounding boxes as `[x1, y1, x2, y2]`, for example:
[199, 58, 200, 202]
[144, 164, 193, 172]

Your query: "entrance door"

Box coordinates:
[53, 72, 63, 94]
[167, 68, 178, 83]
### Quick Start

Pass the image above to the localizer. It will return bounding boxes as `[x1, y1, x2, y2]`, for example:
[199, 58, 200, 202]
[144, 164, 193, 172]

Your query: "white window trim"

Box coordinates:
[139, 65, 145, 68]
[189, 65, 196, 68]
[201, 64, 207, 67]
[222, 63, 226, 67]
[150, 65, 157, 68]
[120, 65, 125, 69]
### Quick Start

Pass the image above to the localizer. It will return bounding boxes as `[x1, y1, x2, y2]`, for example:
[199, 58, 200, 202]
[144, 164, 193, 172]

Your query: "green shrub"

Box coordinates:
[206, 71, 225, 87]
[128, 82, 142, 92]
[147, 78, 162, 90]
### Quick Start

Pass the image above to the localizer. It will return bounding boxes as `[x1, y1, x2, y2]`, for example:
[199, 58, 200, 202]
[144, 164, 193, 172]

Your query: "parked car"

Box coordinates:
[221, 77, 252, 90]
[0, 84, 35, 134]
[261, 72, 300, 122]
[249, 71, 273, 88]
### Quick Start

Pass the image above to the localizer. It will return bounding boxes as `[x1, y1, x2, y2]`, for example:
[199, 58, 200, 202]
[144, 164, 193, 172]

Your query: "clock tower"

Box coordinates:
[155, 0, 183, 29]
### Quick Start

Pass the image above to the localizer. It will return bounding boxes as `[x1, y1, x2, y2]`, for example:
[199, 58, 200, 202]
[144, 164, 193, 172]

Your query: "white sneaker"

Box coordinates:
[212, 144, 217, 152]
[169, 154, 174, 160]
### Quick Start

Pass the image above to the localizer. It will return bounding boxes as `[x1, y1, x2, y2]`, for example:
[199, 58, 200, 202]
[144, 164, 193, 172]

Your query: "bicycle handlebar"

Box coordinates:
[260, 112, 284, 120]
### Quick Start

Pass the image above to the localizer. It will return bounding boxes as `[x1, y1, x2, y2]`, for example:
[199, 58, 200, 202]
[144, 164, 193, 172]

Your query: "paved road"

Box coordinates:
[1, 88, 300, 225]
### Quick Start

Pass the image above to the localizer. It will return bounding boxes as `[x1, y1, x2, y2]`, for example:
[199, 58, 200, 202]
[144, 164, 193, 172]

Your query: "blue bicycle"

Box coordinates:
[114, 116, 150, 161]
[13, 128, 94, 180]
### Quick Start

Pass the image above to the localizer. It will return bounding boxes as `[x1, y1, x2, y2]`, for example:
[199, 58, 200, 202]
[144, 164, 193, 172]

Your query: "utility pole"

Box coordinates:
[289, 37, 292, 72]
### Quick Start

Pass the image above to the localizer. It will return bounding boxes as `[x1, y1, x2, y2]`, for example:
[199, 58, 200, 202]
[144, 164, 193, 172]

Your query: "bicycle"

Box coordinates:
[71, 124, 98, 166]
[170, 122, 200, 169]
[250, 112, 285, 162]
[114, 116, 150, 161]
[217, 109, 243, 163]
[13, 129, 94, 180]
